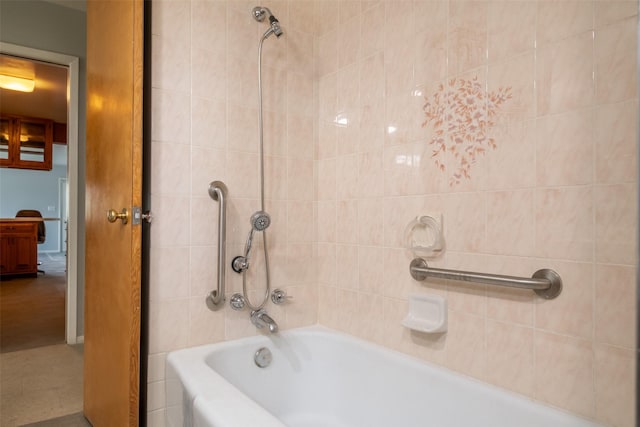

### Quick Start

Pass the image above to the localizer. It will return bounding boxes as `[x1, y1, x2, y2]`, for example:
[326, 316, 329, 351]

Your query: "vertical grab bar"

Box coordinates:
[207, 181, 228, 310]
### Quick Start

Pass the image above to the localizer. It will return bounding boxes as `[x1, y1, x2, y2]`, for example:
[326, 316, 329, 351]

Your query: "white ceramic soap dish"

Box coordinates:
[402, 294, 447, 333]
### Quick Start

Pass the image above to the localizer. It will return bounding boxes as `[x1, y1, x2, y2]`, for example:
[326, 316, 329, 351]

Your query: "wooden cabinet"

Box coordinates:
[0, 114, 53, 171]
[0, 221, 38, 277]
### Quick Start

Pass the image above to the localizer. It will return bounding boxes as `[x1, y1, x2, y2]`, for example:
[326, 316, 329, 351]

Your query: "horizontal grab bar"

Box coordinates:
[409, 258, 562, 299]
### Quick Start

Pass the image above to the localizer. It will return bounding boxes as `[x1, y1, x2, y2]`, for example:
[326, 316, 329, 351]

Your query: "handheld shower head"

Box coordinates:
[250, 210, 271, 231]
[234, 211, 270, 271]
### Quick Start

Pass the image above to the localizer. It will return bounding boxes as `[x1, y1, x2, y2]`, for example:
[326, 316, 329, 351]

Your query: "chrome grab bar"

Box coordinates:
[207, 181, 228, 310]
[409, 258, 562, 299]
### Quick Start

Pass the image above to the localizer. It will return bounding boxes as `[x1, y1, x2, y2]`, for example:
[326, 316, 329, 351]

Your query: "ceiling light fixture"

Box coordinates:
[0, 74, 35, 92]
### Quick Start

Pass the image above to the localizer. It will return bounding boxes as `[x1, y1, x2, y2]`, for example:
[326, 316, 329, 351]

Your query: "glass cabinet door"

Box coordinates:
[0, 116, 10, 164]
[0, 115, 53, 171]
[19, 120, 47, 163]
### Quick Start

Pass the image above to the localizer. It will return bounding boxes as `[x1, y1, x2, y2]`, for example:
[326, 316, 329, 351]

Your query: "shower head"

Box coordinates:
[238, 211, 270, 267]
[252, 6, 284, 38]
[250, 210, 271, 231]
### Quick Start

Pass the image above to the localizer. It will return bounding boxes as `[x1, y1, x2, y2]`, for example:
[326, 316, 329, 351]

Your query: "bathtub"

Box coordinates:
[166, 325, 603, 427]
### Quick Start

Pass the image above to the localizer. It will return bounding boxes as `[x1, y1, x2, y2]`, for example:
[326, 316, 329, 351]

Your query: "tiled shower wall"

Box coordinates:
[148, 1, 638, 426]
[148, 0, 317, 423]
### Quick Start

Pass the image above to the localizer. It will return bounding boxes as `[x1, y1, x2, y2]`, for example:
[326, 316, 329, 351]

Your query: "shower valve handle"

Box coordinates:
[271, 289, 292, 305]
[232, 256, 249, 273]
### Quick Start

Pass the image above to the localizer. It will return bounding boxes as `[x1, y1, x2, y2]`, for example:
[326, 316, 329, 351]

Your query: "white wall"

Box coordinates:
[0, 148, 67, 252]
[0, 0, 86, 333]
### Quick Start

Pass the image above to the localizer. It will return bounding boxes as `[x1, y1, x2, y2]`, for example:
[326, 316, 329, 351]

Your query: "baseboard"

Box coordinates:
[68, 335, 84, 344]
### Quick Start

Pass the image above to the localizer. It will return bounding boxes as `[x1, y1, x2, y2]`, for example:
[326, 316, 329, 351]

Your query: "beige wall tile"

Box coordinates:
[189, 245, 217, 297]
[487, 1, 536, 61]
[488, 52, 535, 121]
[535, 260, 593, 339]
[446, 311, 486, 380]
[486, 320, 534, 396]
[594, 344, 636, 427]
[317, 200, 337, 242]
[536, 109, 594, 186]
[595, 100, 638, 184]
[191, 47, 227, 101]
[336, 200, 358, 244]
[151, 89, 191, 144]
[188, 297, 225, 346]
[537, 1, 593, 46]
[152, 34, 191, 95]
[357, 198, 384, 245]
[414, 1, 448, 84]
[338, 15, 361, 68]
[357, 150, 383, 198]
[191, 99, 226, 149]
[149, 299, 190, 354]
[227, 105, 259, 153]
[318, 30, 338, 77]
[149, 246, 190, 301]
[595, 17, 638, 104]
[151, 142, 191, 196]
[288, 114, 314, 159]
[151, 0, 189, 37]
[336, 244, 359, 289]
[336, 154, 359, 200]
[317, 242, 337, 285]
[227, 55, 258, 108]
[190, 197, 218, 246]
[534, 332, 595, 419]
[358, 246, 384, 294]
[595, 183, 637, 265]
[595, 0, 638, 27]
[443, 193, 486, 253]
[149, 195, 191, 248]
[356, 292, 384, 343]
[537, 32, 594, 116]
[535, 187, 594, 262]
[286, 285, 319, 327]
[485, 120, 536, 189]
[486, 190, 535, 256]
[361, 3, 384, 58]
[448, 0, 488, 75]
[288, 1, 316, 35]
[595, 264, 636, 348]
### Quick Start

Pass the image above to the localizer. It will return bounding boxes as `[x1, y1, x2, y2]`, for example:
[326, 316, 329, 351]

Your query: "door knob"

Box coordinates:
[107, 208, 129, 224]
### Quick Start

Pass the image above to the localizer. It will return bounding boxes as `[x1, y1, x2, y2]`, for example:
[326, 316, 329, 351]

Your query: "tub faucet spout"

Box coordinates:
[250, 309, 278, 333]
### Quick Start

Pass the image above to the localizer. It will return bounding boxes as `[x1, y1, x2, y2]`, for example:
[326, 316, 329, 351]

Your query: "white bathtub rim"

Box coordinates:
[166, 324, 604, 427]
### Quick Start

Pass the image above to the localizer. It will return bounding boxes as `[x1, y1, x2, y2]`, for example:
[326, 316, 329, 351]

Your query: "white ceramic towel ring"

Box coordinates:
[405, 215, 444, 257]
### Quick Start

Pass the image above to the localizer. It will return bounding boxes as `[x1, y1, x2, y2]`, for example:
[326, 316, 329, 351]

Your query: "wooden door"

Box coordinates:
[84, 0, 143, 426]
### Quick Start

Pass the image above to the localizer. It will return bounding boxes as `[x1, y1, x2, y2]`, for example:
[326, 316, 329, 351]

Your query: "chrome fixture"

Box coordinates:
[254, 347, 273, 368]
[230, 293, 246, 310]
[410, 258, 563, 299]
[250, 309, 279, 333]
[231, 211, 271, 274]
[230, 7, 285, 322]
[206, 181, 228, 310]
[252, 6, 283, 38]
[271, 289, 292, 305]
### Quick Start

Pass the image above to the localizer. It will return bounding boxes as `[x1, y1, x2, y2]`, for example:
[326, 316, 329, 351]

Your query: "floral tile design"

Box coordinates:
[422, 77, 512, 185]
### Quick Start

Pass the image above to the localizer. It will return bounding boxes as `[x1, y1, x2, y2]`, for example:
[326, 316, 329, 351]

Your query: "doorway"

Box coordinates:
[0, 43, 80, 344]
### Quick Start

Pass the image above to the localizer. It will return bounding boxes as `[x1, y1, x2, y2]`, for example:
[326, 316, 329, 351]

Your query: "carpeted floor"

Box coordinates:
[18, 412, 91, 427]
[1, 344, 85, 426]
[0, 253, 67, 353]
